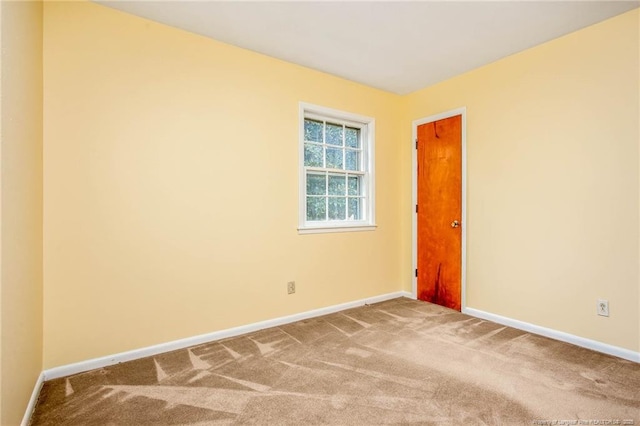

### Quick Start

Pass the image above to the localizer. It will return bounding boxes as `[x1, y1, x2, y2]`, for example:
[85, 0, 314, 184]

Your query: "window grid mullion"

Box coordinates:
[307, 167, 364, 175]
[325, 171, 329, 221]
[342, 124, 346, 176]
[306, 140, 363, 155]
[344, 172, 349, 220]
[325, 121, 329, 169]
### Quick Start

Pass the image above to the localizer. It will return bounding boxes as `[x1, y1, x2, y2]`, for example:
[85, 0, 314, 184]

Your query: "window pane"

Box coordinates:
[328, 175, 346, 195]
[307, 197, 326, 221]
[300, 106, 373, 231]
[345, 150, 359, 171]
[348, 176, 360, 196]
[307, 173, 326, 195]
[328, 197, 346, 220]
[326, 148, 343, 169]
[348, 198, 360, 220]
[326, 123, 343, 146]
[345, 127, 360, 148]
[304, 143, 323, 167]
[304, 119, 323, 142]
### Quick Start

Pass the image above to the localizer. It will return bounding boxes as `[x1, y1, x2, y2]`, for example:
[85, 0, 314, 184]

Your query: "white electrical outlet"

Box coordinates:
[287, 281, 296, 294]
[597, 299, 609, 317]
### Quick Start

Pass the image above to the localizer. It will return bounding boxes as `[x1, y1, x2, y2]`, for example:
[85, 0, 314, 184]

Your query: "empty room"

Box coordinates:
[1, 0, 638, 424]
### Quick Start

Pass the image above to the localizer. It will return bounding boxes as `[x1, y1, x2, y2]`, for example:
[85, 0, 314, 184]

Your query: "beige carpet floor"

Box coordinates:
[30, 298, 639, 425]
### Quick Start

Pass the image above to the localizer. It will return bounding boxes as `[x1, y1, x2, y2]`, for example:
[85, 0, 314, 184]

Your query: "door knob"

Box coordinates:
[451, 220, 460, 228]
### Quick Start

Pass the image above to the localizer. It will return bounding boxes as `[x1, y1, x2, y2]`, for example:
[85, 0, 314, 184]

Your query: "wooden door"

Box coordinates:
[417, 115, 462, 311]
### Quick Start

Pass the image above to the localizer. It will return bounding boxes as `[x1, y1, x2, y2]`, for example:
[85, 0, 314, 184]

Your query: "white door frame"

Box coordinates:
[411, 107, 467, 311]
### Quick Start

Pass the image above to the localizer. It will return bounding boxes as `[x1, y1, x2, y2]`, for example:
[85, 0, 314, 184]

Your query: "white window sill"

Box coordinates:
[298, 224, 377, 235]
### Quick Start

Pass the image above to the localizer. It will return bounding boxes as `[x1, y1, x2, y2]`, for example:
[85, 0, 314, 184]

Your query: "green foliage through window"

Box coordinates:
[300, 109, 372, 229]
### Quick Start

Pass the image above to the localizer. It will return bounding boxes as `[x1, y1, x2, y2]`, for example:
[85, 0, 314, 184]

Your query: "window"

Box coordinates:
[299, 103, 376, 233]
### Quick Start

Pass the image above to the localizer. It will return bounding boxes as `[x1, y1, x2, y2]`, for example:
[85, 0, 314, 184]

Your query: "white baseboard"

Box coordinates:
[43, 290, 412, 381]
[21, 371, 44, 426]
[463, 307, 640, 363]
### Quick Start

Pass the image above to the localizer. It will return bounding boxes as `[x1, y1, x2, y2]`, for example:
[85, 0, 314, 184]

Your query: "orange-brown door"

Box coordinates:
[417, 115, 462, 311]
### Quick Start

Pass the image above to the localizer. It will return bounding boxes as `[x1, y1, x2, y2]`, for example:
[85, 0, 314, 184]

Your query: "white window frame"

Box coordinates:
[298, 102, 376, 234]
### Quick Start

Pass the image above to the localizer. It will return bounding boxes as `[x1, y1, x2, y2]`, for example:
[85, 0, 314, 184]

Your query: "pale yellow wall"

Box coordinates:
[42, 1, 639, 371]
[1, 2, 3, 419]
[0, 0, 44, 424]
[42, 1, 403, 368]
[404, 9, 640, 351]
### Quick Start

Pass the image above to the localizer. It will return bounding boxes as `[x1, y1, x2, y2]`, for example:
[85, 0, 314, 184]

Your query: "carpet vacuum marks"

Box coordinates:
[30, 298, 640, 425]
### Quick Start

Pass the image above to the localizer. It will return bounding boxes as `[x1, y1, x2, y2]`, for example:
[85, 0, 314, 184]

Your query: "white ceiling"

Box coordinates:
[96, 1, 639, 95]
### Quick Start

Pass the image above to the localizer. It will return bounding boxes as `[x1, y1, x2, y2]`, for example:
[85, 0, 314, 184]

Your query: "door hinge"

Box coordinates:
[415, 204, 418, 213]
[415, 138, 418, 149]
[415, 269, 418, 277]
